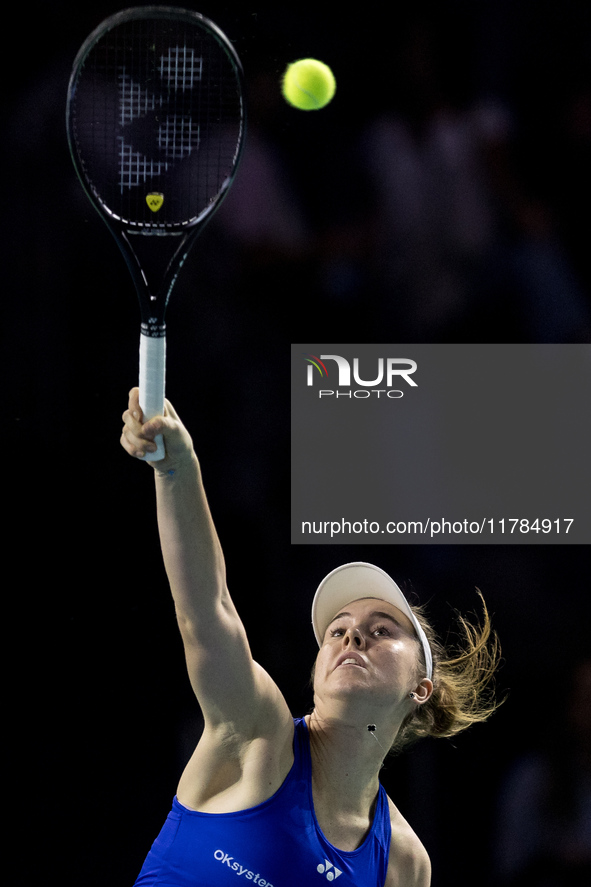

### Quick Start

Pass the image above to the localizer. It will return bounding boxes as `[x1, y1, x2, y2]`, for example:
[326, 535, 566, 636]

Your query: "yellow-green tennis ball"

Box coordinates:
[281, 58, 336, 110]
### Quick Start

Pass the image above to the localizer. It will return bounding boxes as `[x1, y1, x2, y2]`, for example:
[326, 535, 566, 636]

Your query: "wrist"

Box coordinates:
[153, 450, 198, 479]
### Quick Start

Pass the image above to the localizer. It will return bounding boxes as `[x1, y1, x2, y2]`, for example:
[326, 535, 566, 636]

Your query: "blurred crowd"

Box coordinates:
[212, 6, 591, 343]
[493, 658, 591, 885]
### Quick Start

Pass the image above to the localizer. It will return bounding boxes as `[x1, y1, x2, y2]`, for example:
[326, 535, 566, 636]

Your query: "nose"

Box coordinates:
[343, 626, 365, 649]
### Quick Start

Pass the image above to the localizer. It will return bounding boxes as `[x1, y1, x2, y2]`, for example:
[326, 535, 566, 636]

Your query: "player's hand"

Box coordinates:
[121, 387, 195, 473]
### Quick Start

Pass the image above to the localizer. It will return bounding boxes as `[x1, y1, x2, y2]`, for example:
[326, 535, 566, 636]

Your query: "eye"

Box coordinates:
[329, 626, 346, 638]
[372, 624, 392, 637]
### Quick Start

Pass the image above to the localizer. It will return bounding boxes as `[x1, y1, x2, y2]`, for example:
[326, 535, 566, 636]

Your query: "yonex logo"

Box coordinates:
[317, 859, 342, 881]
[117, 46, 203, 191]
[146, 193, 164, 212]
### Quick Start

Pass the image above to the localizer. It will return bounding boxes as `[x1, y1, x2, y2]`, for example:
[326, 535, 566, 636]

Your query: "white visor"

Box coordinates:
[311, 562, 433, 680]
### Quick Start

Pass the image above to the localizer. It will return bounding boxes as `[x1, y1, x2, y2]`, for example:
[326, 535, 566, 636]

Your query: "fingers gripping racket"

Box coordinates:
[67, 7, 246, 459]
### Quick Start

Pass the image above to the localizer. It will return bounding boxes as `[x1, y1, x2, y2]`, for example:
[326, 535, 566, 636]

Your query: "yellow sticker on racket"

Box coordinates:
[146, 193, 164, 212]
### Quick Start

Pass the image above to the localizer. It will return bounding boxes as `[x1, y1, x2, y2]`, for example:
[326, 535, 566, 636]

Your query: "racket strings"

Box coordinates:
[70, 14, 244, 229]
[159, 45, 202, 91]
[118, 57, 169, 191]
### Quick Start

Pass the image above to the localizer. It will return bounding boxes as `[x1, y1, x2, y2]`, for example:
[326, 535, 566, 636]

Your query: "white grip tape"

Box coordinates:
[139, 332, 166, 462]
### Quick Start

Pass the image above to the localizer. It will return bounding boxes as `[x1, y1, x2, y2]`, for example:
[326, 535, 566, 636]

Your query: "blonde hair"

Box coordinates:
[391, 590, 504, 753]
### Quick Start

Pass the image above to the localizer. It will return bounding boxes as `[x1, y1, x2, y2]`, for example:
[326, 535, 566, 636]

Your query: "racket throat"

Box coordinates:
[120, 229, 187, 330]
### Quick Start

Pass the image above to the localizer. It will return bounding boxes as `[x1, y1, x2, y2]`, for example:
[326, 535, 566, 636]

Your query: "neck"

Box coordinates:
[306, 705, 400, 813]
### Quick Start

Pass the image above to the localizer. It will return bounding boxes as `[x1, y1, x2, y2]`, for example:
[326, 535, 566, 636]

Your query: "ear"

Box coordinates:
[413, 678, 433, 704]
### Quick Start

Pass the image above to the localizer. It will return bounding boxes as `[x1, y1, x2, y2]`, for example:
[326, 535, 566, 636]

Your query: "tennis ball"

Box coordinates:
[281, 58, 336, 110]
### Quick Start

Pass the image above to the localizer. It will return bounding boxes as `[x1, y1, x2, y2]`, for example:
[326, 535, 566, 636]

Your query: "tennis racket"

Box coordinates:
[66, 6, 246, 460]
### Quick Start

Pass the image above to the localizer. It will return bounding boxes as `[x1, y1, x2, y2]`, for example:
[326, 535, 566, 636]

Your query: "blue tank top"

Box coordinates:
[133, 717, 391, 887]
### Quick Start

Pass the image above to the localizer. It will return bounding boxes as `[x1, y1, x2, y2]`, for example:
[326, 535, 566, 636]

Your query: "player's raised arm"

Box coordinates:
[120, 388, 290, 737]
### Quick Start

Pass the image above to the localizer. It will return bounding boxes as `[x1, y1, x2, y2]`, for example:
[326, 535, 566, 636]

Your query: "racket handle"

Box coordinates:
[139, 332, 166, 462]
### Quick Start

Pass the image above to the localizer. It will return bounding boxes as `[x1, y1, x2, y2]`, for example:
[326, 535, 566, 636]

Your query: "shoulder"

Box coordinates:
[384, 797, 431, 887]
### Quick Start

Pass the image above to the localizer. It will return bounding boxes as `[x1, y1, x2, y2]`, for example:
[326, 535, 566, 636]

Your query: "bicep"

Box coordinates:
[177, 592, 289, 735]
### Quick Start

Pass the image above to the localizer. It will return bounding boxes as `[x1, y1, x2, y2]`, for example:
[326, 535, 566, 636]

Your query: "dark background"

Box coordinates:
[5, 2, 590, 885]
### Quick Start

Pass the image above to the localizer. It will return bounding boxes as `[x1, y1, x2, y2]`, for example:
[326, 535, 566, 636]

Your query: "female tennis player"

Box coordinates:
[121, 388, 502, 887]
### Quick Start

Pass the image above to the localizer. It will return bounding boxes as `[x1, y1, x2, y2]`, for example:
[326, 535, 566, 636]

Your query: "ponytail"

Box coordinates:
[392, 591, 504, 753]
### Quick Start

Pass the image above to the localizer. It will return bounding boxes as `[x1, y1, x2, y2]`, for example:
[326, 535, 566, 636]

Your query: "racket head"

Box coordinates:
[66, 7, 246, 460]
[66, 6, 246, 237]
